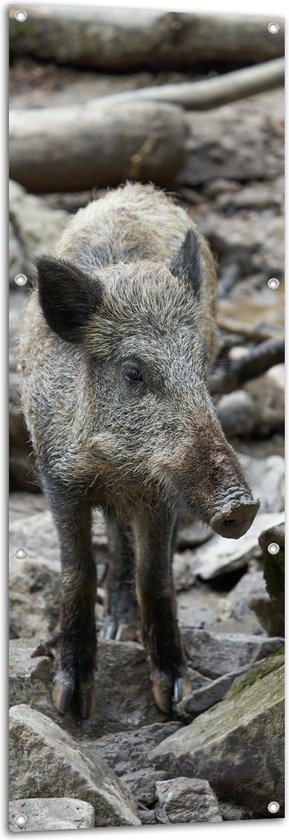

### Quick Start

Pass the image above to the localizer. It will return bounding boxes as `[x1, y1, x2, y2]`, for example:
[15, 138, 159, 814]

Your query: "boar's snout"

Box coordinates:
[210, 497, 260, 539]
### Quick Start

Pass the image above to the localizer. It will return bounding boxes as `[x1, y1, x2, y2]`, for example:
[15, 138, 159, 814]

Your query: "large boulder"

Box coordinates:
[9, 704, 141, 826]
[151, 653, 285, 818]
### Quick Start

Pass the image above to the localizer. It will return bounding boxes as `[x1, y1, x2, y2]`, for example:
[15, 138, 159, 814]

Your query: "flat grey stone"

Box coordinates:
[188, 511, 285, 581]
[178, 666, 249, 718]
[182, 626, 284, 680]
[9, 798, 95, 831]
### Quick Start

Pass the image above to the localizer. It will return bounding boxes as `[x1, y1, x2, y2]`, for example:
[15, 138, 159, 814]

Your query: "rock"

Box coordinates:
[139, 809, 157, 824]
[188, 511, 285, 581]
[181, 626, 284, 680]
[178, 667, 249, 719]
[9, 798, 95, 831]
[199, 210, 284, 292]
[9, 180, 68, 281]
[176, 519, 212, 550]
[259, 523, 284, 602]
[216, 178, 283, 213]
[226, 570, 266, 625]
[9, 305, 38, 492]
[151, 653, 285, 818]
[81, 721, 182, 776]
[9, 511, 61, 638]
[9, 220, 26, 286]
[122, 769, 168, 807]
[249, 522, 285, 637]
[9, 505, 108, 638]
[9, 638, 55, 709]
[9, 638, 166, 738]
[177, 585, 223, 631]
[173, 550, 197, 591]
[155, 777, 222, 823]
[219, 801, 254, 821]
[180, 90, 284, 189]
[9, 367, 36, 493]
[9, 492, 47, 524]
[239, 455, 285, 514]
[9, 705, 140, 826]
[217, 390, 255, 438]
[246, 366, 284, 437]
[9, 181, 68, 489]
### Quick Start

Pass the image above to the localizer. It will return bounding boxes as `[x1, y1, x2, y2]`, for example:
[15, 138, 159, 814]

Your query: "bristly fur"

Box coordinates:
[17, 181, 257, 718]
[18, 180, 252, 523]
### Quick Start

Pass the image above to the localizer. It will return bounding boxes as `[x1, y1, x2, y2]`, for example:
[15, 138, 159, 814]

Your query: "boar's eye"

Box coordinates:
[122, 365, 143, 383]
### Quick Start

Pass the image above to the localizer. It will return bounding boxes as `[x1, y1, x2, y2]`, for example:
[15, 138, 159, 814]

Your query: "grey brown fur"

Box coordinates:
[19, 183, 259, 717]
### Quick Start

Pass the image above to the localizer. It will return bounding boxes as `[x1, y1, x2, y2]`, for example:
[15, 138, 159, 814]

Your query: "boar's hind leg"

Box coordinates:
[101, 514, 140, 642]
[134, 508, 191, 714]
[42, 477, 97, 719]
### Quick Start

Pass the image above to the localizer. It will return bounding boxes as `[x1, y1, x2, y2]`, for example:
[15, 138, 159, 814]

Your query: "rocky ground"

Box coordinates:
[9, 58, 284, 830]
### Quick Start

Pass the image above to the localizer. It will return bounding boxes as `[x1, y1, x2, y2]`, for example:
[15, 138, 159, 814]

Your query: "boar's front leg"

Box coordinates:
[42, 476, 96, 719]
[133, 507, 191, 714]
[101, 514, 140, 641]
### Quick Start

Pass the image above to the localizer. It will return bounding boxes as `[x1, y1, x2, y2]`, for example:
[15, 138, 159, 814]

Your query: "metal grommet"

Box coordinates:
[15, 10, 27, 22]
[15, 548, 27, 559]
[267, 801, 280, 814]
[267, 277, 280, 290]
[16, 814, 27, 828]
[267, 22, 280, 34]
[15, 273, 28, 286]
[267, 542, 280, 555]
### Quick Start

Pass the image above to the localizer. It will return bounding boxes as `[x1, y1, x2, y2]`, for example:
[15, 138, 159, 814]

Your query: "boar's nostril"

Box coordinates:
[210, 499, 260, 540]
[223, 518, 239, 529]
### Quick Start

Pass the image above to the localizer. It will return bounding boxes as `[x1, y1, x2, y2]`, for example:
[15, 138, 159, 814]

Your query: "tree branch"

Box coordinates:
[210, 338, 285, 395]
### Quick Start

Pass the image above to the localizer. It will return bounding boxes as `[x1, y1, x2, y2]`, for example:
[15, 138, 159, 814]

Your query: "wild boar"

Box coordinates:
[19, 182, 259, 718]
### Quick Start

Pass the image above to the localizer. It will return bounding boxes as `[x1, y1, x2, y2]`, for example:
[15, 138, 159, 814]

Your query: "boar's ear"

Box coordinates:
[37, 257, 102, 344]
[170, 228, 201, 297]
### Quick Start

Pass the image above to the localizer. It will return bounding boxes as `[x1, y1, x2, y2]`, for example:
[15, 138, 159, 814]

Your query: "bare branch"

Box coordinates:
[94, 58, 285, 112]
[210, 338, 285, 395]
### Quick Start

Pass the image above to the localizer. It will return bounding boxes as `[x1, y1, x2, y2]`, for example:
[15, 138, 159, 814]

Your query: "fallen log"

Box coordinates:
[210, 338, 284, 396]
[92, 58, 285, 112]
[9, 54, 284, 196]
[9, 6, 284, 71]
[9, 101, 188, 193]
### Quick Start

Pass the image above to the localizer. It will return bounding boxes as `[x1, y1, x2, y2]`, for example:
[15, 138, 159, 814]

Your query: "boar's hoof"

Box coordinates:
[210, 499, 260, 540]
[52, 671, 96, 719]
[52, 678, 74, 716]
[78, 682, 96, 719]
[100, 617, 140, 642]
[152, 671, 191, 714]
